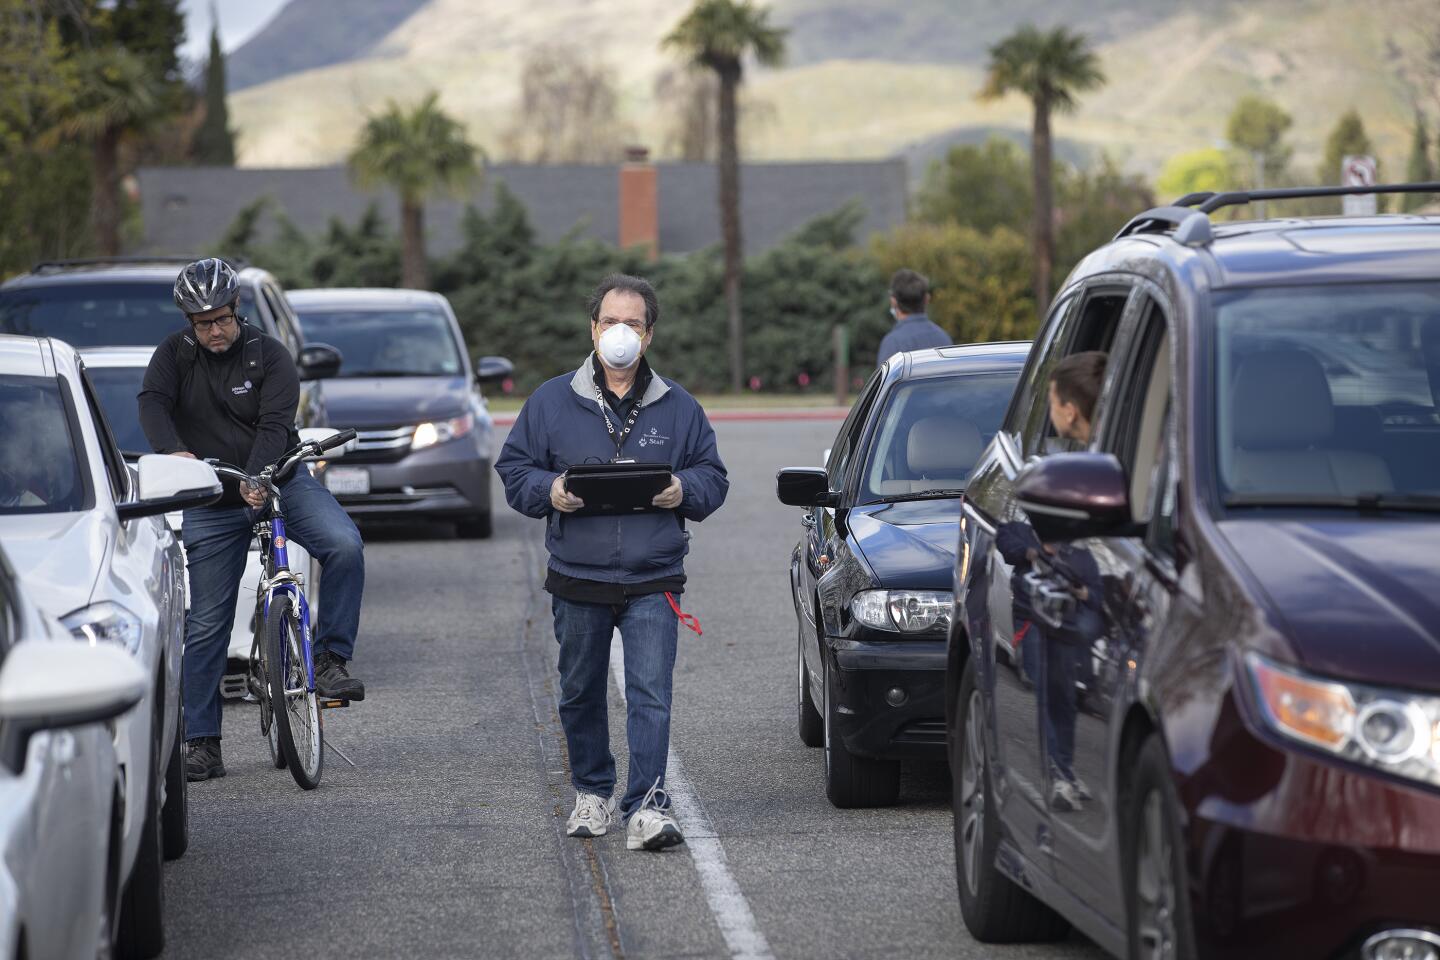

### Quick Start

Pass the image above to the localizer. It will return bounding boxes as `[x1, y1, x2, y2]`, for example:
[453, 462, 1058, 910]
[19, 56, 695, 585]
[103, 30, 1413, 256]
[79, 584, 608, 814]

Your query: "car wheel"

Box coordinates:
[457, 512, 493, 539]
[797, 619, 822, 748]
[952, 655, 1070, 942]
[160, 706, 188, 861]
[117, 727, 165, 959]
[822, 654, 900, 808]
[1125, 736, 1198, 960]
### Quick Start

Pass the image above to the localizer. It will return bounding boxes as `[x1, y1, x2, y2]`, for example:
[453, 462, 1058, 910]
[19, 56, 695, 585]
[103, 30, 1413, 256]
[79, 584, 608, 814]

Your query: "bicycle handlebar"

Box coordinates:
[204, 429, 358, 490]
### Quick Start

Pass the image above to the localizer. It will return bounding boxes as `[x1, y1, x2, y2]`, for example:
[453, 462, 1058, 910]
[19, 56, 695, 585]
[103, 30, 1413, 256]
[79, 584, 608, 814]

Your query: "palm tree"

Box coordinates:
[665, 0, 786, 392]
[348, 92, 479, 289]
[46, 48, 162, 256]
[980, 26, 1104, 317]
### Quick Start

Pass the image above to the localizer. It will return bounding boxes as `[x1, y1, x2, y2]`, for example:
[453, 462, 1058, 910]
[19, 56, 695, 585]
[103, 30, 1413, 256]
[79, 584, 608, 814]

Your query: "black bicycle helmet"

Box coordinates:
[173, 257, 240, 314]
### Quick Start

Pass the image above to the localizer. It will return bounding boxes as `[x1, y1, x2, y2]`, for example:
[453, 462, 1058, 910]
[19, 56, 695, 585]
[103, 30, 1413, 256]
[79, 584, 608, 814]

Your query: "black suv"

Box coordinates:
[948, 185, 1440, 960]
[0, 257, 332, 427]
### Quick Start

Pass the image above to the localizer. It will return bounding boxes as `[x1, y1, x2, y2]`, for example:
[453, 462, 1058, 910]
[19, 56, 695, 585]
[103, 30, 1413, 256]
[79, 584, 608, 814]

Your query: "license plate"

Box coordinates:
[324, 466, 370, 496]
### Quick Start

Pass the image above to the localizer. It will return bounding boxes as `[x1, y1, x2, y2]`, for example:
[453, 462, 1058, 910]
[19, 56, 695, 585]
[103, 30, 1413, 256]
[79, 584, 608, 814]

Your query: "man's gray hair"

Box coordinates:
[588, 274, 660, 329]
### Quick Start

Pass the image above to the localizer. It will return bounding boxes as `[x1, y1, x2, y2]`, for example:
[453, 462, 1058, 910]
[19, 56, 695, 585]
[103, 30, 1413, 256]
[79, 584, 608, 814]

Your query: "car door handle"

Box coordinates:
[801, 514, 816, 528]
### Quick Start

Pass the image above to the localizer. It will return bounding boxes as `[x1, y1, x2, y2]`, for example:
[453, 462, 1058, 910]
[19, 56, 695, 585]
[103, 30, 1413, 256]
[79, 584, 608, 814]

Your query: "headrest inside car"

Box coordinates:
[907, 416, 983, 475]
[1231, 349, 1334, 449]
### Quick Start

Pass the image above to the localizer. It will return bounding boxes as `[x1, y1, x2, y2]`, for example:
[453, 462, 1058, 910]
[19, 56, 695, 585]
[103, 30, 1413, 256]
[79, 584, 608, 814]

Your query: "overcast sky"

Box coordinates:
[177, 0, 290, 65]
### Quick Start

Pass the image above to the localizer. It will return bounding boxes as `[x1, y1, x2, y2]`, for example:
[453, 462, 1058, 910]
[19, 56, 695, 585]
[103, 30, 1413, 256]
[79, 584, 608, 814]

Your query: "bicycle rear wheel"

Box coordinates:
[263, 594, 323, 789]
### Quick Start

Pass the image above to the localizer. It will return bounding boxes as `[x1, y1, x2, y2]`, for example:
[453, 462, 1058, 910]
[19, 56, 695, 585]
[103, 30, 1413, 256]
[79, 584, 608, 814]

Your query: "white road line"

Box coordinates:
[609, 630, 775, 960]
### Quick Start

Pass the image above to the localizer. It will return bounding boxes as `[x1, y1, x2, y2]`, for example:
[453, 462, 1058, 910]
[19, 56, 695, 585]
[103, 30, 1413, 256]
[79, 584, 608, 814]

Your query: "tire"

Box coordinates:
[160, 706, 188, 861]
[456, 512, 492, 539]
[117, 728, 165, 959]
[952, 657, 1070, 943]
[822, 654, 900, 808]
[1124, 736, 1199, 960]
[797, 619, 823, 747]
[265, 595, 323, 790]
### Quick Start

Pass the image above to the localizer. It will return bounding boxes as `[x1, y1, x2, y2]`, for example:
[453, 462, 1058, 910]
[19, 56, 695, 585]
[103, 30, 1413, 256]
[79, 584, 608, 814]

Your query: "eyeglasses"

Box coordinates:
[190, 313, 237, 334]
[596, 317, 647, 335]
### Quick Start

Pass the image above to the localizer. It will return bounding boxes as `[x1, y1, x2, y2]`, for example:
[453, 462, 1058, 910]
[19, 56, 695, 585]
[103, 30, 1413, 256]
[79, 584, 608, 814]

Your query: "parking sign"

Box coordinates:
[1342, 155, 1378, 215]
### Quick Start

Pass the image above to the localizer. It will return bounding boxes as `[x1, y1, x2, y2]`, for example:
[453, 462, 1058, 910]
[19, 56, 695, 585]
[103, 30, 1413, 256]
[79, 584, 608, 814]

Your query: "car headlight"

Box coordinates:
[61, 602, 143, 656]
[851, 590, 952, 634]
[412, 412, 474, 451]
[1245, 652, 1440, 787]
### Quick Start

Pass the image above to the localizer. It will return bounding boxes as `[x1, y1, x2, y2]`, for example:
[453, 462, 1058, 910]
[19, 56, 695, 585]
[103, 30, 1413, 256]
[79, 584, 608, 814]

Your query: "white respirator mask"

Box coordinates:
[597, 323, 643, 370]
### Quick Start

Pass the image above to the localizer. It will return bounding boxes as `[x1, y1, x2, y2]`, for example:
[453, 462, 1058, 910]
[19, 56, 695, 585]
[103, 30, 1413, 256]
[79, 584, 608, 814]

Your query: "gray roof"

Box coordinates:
[133, 161, 908, 260]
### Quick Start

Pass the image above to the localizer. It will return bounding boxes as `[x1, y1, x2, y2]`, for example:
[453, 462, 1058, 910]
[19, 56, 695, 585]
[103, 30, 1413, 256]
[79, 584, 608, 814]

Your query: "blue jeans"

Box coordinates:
[1042, 639, 1081, 782]
[181, 469, 365, 741]
[552, 592, 678, 819]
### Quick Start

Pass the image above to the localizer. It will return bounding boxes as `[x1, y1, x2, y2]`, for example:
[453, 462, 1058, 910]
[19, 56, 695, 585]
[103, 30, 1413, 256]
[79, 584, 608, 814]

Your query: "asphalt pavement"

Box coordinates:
[162, 419, 1105, 960]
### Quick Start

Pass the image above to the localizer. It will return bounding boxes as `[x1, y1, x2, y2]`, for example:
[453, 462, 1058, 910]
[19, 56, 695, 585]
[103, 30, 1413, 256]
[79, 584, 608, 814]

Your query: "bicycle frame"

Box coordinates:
[254, 499, 315, 697]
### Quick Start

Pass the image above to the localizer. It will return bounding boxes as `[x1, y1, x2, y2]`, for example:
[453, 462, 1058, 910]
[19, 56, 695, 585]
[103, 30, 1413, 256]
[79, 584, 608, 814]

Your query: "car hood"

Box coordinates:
[0, 511, 110, 617]
[847, 498, 961, 591]
[321, 376, 469, 427]
[1219, 517, 1440, 689]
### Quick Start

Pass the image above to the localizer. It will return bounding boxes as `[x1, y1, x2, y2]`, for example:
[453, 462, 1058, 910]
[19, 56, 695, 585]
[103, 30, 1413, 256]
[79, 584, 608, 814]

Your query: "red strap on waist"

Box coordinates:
[664, 592, 703, 636]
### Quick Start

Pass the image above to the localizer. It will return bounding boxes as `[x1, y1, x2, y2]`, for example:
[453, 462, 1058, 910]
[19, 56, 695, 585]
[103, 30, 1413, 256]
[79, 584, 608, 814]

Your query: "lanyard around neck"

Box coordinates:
[593, 380, 643, 458]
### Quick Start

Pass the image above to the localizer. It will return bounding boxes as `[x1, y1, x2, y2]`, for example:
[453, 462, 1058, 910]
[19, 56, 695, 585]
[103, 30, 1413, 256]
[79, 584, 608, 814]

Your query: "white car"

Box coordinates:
[0, 335, 223, 959]
[81, 346, 324, 695]
[0, 546, 148, 960]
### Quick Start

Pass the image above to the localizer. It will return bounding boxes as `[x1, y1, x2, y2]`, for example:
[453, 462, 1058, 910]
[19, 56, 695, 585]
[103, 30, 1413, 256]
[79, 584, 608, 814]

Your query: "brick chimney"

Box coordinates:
[619, 145, 658, 261]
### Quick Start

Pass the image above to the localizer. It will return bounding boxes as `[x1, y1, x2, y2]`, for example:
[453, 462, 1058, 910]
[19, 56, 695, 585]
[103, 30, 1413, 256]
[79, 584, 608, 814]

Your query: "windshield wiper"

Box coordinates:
[340, 369, 434, 378]
[1225, 492, 1440, 513]
[873, 488, 966, 504]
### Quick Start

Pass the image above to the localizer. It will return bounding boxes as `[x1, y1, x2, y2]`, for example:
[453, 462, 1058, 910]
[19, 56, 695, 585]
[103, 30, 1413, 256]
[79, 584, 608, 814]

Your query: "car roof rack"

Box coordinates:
[30, 254, 250, 274]
[1174, 181, 1440, 214]
[1113, 206, 1214, 247]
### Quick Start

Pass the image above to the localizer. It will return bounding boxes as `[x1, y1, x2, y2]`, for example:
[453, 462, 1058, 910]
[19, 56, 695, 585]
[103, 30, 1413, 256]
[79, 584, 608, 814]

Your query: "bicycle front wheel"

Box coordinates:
[263, 594, 323, 789]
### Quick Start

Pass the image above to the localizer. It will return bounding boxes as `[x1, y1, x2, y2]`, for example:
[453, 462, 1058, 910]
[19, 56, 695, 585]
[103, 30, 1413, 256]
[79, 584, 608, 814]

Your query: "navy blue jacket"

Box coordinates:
[877, 314, 950, 366]
[495, 358, 729, 583]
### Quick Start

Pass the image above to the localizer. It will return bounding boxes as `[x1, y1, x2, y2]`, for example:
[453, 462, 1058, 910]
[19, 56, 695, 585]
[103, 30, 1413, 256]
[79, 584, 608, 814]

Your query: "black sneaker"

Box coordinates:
[315, 651, 365, 701]
[185, 737, 225, 782]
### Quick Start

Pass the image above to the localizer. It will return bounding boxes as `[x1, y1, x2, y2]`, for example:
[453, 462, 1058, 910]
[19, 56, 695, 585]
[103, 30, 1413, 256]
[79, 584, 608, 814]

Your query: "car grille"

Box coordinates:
[345, 425, 414, 463]
[894, 719, 946, 745]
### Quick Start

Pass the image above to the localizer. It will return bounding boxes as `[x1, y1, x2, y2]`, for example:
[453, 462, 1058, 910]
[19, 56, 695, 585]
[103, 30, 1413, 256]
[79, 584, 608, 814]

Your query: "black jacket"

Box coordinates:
[138, 324, 301, 505]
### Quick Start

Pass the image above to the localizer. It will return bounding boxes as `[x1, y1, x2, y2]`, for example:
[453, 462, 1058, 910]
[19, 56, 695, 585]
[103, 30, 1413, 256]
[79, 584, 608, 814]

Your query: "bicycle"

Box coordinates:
[207, 429, 356, 790]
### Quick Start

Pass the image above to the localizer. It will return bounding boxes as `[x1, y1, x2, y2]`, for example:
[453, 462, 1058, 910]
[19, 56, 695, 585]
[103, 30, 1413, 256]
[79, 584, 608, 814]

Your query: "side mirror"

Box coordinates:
[298, 427, 357, 458]
[1015, 452, 1130, 542]
[117, 454, 222, 521]
[777, 467, 838, 508]
[0, 640, 147, 772]
[474, 355, 514, 384]
[298, 342, 344, 382]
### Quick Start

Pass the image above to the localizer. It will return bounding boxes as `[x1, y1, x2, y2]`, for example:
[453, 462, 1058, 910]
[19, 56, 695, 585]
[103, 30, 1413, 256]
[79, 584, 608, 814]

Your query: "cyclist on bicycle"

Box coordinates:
[138, 257, 366, 782]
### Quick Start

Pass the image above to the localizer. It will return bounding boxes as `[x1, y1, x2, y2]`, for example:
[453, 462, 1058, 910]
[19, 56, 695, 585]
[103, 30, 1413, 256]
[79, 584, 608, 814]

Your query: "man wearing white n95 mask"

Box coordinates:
[495, 274, 729, 851]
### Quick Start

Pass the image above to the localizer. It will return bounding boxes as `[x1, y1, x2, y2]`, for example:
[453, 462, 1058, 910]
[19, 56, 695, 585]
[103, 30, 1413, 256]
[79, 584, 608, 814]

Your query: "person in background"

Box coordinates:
[877, 269, 950, 366]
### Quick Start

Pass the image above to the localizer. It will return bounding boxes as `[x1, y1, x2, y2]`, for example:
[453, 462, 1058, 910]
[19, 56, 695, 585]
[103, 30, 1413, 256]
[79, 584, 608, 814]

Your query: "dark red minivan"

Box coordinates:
[947, 185, 1440, 960]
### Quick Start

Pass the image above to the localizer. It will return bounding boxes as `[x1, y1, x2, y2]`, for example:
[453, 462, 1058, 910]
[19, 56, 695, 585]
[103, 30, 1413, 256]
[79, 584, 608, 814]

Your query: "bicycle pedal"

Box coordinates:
[319, 698, 350, 710]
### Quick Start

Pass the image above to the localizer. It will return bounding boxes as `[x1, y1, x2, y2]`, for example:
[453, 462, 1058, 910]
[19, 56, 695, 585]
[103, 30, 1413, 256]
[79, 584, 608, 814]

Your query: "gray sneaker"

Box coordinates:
[625, 781, 685, 851]
[1050, 778, 1082, 812]
[566, 792, 616, 838]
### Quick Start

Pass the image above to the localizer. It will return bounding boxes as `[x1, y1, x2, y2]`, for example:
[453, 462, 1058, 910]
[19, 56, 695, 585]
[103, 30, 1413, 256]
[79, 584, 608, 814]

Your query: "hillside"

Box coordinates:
[226, 0, 1423, 182]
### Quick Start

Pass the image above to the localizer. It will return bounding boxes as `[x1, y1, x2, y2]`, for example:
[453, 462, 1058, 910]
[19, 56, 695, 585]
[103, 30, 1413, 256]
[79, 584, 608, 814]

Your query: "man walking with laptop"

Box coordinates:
[496, 274, 728, 851]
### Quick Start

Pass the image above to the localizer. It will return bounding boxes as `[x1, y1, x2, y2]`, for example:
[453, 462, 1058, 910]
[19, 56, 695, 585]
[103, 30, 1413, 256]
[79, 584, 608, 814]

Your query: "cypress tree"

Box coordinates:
[1404, 112, 1434, 211]
[193, 14, 235, 166]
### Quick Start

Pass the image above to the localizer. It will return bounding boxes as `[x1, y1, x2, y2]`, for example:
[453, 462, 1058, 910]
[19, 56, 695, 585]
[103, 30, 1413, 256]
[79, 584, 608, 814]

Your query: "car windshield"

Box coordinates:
[859, 372, 1017, 503]
[1215, 283, 1440, 505]
[87, 365, 149, 457]
[294, 308, 463, 377]
[0, 282, 187, 347]
[0, 376, 86, 514]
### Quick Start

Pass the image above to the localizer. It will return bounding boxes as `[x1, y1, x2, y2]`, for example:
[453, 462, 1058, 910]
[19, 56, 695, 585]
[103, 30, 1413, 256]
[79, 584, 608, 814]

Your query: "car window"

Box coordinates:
[0, 282, 186, 347]
[1104, 296, 1172, 524]
[0, 375, 90, 514]
[262, 284, 301, 355]
[79, 369, 130, 503]
[237, 285, 276, 339]
[86, 365, 150, 457]
[1215, 282, 1440, 502]
[1021, 284, 1133, 457]
[294, 308, 464, 377]
[1002, 293, 1073, 438]
[826, 366, 886, 489]
[859, 372, 1018, 502]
